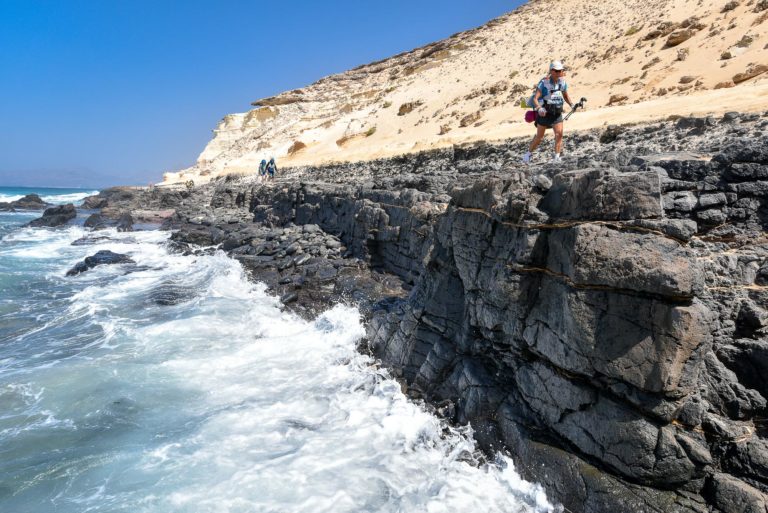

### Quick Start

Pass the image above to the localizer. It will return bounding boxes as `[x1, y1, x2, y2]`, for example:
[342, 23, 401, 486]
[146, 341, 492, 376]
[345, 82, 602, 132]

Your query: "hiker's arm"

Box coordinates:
[532, 88, 543, 109]
[564, 91, 573, 108]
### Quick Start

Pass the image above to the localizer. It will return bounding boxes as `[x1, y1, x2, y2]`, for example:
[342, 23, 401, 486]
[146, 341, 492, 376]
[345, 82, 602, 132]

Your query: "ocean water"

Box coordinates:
[0, 187, 555, 513]
[0, 186, 101, 206]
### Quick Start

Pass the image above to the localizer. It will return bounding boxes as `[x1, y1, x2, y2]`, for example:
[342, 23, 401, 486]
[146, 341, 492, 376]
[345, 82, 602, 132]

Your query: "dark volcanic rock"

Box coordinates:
[146, 282, 198, 305]
[0, 194, 49, 211]
[7, 194, 49, 210]
[27, 204, 76, 227]
[86, 111, 768, 513]
[71, 235, 111, 246]
[84, 213, 108, 230]
[66, 250, 135, 276]
[116, 212, 134, 232]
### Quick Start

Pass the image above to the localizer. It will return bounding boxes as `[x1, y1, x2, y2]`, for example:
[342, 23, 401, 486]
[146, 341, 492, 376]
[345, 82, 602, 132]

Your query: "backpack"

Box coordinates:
[521, 84, 538, 109]
[522, 77, 565, 109]
[521, 77, 547, 109]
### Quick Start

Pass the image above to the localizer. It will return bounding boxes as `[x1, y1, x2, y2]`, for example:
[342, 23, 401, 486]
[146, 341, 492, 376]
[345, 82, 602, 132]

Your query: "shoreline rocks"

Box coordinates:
[27, 204, 76, 227]
[0, 193, 49, 212]
[62, 111, 768, 512]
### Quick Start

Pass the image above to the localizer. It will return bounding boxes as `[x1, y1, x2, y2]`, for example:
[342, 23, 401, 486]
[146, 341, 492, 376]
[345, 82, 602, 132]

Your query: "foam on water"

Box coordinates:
[0, 187, 99, 205]
[0, 219, 556, 513]
[41, 191, 100, 204]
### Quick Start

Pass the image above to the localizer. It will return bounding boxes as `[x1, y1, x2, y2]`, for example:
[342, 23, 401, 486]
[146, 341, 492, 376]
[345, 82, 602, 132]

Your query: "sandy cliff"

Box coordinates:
[164, 0, 767, 184]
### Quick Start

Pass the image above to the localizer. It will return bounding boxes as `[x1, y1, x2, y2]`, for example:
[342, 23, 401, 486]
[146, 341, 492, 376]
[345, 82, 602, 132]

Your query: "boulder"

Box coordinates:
[84, 213, 108, 230]
[66, 250, 135, 276]
[733, 64, 768, 84]
[540, 168, 663, 220]
[27, 204, 77, 227]
[708, 473, 768, 513]
[10, 194, 49, 210]
[116, 212, 134, 232]
[545, 224, 702, 297]
[665, 29, 695, 47]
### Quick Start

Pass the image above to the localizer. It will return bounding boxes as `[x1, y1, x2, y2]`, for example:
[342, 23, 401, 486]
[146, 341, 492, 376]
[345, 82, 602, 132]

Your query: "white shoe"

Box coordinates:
[522, 152, 532, 164]
[552, 154, 562, 163]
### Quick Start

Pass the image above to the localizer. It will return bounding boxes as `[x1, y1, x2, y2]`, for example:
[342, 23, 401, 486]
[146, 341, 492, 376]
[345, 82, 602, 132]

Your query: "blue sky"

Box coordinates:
[0, 0, 520, 188]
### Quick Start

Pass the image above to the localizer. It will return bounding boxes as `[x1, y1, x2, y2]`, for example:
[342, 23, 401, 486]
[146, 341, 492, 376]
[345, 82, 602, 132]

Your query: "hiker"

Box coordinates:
[266, 157, 277, 179]
[522, 60, 574, 164]
[259, 159, 267, 180]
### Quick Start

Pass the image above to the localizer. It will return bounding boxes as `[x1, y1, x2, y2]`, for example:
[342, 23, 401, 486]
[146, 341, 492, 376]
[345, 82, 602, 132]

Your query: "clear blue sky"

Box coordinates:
[0, 0, 521, 188]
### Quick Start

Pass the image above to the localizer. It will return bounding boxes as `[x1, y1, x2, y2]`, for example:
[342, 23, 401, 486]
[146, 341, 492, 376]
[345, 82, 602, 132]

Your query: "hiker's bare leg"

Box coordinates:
[529, 125, 547, 152]
[553, 123, 564, 153]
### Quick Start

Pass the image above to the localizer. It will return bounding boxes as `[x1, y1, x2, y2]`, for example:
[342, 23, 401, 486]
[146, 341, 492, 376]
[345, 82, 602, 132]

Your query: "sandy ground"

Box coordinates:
[164, 0, 768, 183]
[285, 81, 768, 166]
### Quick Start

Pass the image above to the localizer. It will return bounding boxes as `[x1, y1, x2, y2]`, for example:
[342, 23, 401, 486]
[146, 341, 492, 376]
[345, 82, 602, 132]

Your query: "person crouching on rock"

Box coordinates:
[266, 157, 277, 179]
[522, 60, 574, 164]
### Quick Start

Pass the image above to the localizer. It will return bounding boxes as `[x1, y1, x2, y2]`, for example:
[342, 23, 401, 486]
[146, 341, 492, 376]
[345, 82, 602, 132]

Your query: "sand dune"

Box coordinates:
[164, 0, 768, 183]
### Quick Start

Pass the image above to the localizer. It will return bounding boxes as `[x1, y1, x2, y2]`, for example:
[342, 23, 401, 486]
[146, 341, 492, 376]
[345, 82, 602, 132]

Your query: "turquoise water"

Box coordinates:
[0, 188, 554, 513]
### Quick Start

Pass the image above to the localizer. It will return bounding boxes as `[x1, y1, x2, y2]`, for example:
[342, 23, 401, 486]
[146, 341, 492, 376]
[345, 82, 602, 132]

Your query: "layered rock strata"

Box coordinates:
[81, 112, 768, 512]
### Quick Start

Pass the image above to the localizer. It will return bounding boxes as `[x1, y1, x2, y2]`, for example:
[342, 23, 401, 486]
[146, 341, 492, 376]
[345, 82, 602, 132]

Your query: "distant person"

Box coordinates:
[522, 60, 574, 164]
[266, 157, 277, 179]
[259, 159, 267, 179]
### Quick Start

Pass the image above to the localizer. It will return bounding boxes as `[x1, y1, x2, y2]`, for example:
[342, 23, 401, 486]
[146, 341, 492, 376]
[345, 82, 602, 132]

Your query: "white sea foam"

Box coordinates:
[0, 223, 556, 513]
[41, 191, 100, 205]
[0, 190, 98, 205]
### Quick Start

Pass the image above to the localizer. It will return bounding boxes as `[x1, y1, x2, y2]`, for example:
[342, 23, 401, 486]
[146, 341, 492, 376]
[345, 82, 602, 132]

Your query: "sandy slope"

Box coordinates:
[164, 0, 768, 183]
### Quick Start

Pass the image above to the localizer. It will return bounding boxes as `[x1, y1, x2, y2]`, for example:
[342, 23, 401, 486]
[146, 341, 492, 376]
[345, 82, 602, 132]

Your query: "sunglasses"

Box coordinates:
[552, 69, 564, 72]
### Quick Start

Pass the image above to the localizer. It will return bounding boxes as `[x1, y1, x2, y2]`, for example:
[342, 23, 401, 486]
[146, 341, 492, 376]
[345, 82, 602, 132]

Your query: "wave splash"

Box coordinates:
[0, 224, 555, 513]
[0, 187, 99, 205]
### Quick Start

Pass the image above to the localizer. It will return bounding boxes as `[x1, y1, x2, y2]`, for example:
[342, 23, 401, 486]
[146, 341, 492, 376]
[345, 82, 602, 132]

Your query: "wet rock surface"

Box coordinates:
[81, 112, 768, 512]
[66, 250, 135, 276]
[0, 194, 49, 212]
[27, 204, 76, 227]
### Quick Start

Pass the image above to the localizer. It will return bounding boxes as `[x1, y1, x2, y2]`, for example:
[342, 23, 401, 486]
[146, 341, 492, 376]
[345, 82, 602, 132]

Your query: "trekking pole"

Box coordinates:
[563, 97, 587, 121]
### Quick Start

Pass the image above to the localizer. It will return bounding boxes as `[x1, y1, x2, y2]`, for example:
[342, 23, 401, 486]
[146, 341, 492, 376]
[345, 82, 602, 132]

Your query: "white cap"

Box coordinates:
[550, 60, 565, 71]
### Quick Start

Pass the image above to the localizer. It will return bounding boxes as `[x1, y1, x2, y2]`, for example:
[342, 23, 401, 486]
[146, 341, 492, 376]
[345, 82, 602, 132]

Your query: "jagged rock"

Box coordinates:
[540, 168, 663, 220]
[2, 194, 49, 210]
[665, 29, 696, 47]
[599, 125, 625, 143]
[546, 223, 702, 297]
[608, 93, 628, 105]
[733, 64, 768, 84]
[27, 204, 76, 227]
[66, 250, 135, 276]
[718, 339, 768, 397]
[116, 213, 134, 232]
[533, 174, 552, 191]
[84, 213, 108, 229]
[709, 473, 767, 513]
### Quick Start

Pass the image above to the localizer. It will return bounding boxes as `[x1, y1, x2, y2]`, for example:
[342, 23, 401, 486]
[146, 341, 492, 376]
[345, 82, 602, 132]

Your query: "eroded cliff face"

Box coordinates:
[92, 113, 768, 512]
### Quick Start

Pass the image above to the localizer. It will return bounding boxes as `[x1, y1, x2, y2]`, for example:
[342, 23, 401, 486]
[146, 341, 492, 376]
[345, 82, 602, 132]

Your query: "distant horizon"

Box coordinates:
[0, 184, 102, 190]
[0, 1, 518, 188]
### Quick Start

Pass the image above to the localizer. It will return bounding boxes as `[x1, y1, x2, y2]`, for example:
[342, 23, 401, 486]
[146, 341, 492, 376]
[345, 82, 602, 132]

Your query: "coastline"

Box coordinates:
[68, 112, 768, 513]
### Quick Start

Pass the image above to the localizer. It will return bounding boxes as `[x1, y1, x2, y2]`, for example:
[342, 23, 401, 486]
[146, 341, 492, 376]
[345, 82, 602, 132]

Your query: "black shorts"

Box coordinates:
[535, 111, 563, 127]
